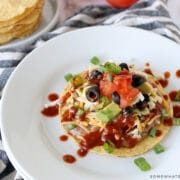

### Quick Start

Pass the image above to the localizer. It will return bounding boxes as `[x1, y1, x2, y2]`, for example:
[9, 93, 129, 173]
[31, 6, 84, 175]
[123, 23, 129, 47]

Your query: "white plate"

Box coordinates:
[0, 0, 60, 50]
[1, 26, 180, 180]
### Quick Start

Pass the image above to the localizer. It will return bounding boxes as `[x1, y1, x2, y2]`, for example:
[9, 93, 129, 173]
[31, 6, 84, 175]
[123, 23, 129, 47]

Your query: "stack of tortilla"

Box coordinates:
[0, 0, 44, 45]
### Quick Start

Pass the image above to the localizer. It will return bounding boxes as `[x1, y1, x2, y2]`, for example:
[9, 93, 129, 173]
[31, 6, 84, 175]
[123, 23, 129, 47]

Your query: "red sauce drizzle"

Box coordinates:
[80, 115, 138, 151]
[79, 114, 86, 121]
[155, 130, 162, 137]
[176, 69, 180, 78]
[77, 148, 88, 157]
[144, 68, 153, 76]
[169, 90, 177, 101]
[145, 62, 150, 67]
[163, 95, 168, 100]
[63, 154, 76, 164]
[163, 118, 173, 126]
[61, 107, 77, 122]
[164, 71, 171, 79]
[41, 105, 59, 117]
[173, 105, 180, 118]
[59, 92, 71, 104]
[155, 80, 160, 85]
[48, 93, 59, 102]
[80, 130, 103, 150]
[158, 79, 168, 88]
[59, 135, 68, 142]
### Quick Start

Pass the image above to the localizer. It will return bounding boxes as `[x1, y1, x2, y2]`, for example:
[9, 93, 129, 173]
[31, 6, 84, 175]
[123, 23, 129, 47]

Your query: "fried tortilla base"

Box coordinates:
[59, 71, 173, 157]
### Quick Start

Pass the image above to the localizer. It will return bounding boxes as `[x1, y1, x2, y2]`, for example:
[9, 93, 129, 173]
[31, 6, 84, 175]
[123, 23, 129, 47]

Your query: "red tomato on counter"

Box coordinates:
[107, 0, 138, 8]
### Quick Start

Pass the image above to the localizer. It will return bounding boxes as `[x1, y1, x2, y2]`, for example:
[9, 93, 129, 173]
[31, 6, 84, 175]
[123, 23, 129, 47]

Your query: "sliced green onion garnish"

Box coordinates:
[153, 144, 165, 154]
[77, 108, 85, 116]
[97, 96, 109, 110]
[149, 127, 156, 137]
[160, 109, 168, 117]
[134, 157, 151, 171]
[107, 74, 112, 82]
[173, 118, 180, 126]
[103, 141, 114, 153]
[90, 56, 100, 65]
[72, 75, 84, 87]
[175, 90, 180, 101]
[98, 65, 106, 73]
[66, 124, 76, 130]
[104, 62, 121, 74]
[64, 73, 73, 82]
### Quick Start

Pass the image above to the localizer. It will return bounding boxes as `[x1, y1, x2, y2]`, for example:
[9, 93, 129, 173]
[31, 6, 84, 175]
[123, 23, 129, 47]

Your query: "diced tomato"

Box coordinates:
[99, 70, 139, 108]
[99, 79, 116, 99]
[107, 0, 138, 8]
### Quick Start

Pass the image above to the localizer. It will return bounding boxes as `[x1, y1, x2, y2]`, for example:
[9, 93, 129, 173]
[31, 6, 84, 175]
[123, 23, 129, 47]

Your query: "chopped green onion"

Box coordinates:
[72, 75, 84, 87]
[107, 74, 112, 82]
[64, 73, 73, 82]
[173, 118, 180, 126]
[149, 127, 156, 137]
[98, 65, 106, 73]
[134, 157, 151, 171]
[175, 90, 180, 101]
[90, 56, 100, 65]
[153, 144, 165, 154]
[77, 108, 85, 116]
[103, 141, 114, 153]
[104, 62, 121, 74]
[160, 109, 168, 117]
[66, 124, 76, 130]
[97, 96, 109, 110]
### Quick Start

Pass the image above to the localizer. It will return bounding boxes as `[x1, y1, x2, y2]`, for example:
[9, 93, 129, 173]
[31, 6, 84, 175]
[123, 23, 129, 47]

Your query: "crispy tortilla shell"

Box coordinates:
[60, 71, 173, 157]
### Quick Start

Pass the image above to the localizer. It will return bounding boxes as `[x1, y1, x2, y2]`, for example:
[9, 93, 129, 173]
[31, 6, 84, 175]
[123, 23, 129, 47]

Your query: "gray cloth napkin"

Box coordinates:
[0, 0, 180, 179]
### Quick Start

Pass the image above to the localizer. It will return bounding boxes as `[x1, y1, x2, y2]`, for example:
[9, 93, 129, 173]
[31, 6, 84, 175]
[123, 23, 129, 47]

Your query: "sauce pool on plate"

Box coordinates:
[176, 69, 180, 78]
[41, 105, 59, 117]
[48, 93, 59, 101]
[63, 154, 76, 164]
[59, 135, 68, 142]
[164, 71, 171, 79]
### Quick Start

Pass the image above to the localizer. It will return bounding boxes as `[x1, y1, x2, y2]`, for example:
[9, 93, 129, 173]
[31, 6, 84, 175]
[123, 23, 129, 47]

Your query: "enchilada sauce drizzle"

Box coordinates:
[41, 105, 59, 117]
[42, 65, 180, 164]
[176, 69, 180, 78]
[41, 93, 60, 117]
[79, 115, 138, 152]
[63, 154, 76, 164]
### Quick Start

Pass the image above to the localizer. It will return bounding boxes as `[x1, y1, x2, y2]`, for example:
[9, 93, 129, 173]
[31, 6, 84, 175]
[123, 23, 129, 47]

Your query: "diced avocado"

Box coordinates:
[138, 82, 156, 96]
[96, 96, 109, 110]
[96, 102, 121, 123]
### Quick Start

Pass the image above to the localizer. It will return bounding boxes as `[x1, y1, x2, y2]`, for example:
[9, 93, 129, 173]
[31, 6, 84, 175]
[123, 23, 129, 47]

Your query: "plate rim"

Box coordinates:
[1, 26, 180, 180]
[0, 0, 60, 50]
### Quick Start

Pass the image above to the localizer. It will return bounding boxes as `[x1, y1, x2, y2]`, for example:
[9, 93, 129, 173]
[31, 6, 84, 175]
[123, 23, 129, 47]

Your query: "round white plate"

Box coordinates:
[1, 26, 180, 180]
[0, 0, 60, 50]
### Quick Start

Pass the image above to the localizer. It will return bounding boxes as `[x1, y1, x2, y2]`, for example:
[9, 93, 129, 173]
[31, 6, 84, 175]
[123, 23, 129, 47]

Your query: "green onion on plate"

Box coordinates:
[153, 144, 164, 154]
[90, 56, 100, 65]
[64, 73, 73, 82]
[134, 157, 151, 171]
